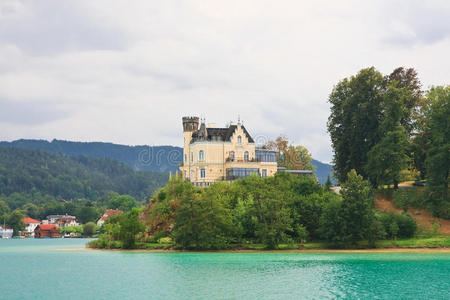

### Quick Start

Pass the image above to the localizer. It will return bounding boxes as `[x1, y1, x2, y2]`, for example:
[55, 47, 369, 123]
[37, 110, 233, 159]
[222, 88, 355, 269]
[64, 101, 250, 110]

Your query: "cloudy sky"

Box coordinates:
[1, 0, 449, 163]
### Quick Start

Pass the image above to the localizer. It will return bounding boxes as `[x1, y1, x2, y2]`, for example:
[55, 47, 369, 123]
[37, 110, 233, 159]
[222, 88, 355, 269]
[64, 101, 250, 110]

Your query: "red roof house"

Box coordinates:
[97, 209, 123, 226]
[23, 217, 41, 235]
[34, 224, 59, 238]
[23, 217, 40, 224]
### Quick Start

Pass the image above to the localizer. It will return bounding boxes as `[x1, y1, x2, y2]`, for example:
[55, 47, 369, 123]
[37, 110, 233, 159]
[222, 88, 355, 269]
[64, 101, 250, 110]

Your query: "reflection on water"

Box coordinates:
[1, 239, 449, 299]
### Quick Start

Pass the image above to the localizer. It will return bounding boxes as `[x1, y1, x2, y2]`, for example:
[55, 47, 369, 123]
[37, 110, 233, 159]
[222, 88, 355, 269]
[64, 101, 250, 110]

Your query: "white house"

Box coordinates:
[23, 217, 41, 236]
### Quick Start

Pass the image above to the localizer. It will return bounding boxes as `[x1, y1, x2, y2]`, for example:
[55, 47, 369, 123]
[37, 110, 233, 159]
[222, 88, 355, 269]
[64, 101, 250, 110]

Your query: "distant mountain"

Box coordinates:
[0, 147, 168, 202]
[0, 139, 335, 184]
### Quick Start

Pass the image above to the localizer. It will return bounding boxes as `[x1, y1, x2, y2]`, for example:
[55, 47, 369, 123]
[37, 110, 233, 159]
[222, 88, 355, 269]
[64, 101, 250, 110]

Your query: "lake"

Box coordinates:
[1, 239, 449, 299]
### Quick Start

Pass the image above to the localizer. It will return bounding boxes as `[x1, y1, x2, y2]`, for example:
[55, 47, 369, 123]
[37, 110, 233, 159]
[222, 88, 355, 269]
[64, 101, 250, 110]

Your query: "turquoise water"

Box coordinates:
[1, 239, 450, 299]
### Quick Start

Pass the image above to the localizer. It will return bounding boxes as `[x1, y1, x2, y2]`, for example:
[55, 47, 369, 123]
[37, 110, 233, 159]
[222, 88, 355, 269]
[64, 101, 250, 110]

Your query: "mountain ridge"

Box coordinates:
[0, 139, 334, 184]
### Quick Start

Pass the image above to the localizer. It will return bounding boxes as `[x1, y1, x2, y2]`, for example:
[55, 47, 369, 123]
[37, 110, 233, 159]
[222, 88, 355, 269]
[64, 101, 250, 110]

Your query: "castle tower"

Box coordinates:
[182, 116, 199, 179]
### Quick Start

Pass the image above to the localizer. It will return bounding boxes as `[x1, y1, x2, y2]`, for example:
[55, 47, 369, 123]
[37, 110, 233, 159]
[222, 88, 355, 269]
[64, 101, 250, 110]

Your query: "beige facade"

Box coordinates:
[180, 117, 278, 187]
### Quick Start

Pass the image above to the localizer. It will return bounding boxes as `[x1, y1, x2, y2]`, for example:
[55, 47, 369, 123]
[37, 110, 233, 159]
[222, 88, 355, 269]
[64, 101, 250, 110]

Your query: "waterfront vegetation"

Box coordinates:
[89, 171, 426, 250]
[328, 68, 449, 218]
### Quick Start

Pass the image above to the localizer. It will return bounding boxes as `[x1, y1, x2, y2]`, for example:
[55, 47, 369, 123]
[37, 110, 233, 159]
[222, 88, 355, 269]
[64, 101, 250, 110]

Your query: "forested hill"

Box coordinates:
[0, 139, 334, 184]
[0, 139, 181, 173]
[0, 147, 168, 202]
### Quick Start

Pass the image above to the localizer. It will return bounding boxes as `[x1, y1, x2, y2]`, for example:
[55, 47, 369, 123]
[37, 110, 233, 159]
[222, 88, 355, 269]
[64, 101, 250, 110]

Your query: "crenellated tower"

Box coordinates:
[182, 117, 199, 178]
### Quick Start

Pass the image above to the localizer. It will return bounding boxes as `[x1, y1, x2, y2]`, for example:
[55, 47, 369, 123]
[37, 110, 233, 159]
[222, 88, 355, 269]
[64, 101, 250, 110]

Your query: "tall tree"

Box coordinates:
[266, 135, 314, 170]
[327, 67, 385, 182]
[424, 86, 450, 218]
[366, 83, 411, 188]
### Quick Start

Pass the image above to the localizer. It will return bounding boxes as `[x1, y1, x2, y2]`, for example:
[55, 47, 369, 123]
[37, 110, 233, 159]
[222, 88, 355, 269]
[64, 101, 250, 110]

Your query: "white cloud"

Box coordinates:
[0, 0, 449, 163]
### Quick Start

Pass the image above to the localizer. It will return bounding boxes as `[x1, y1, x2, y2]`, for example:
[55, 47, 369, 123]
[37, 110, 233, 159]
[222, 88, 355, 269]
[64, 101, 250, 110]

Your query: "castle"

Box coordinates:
[180, 116, 278, 187]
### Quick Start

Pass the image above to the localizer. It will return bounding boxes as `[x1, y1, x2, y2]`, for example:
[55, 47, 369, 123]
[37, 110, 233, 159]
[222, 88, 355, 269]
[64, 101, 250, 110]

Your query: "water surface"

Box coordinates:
[1, 239, 449, 299]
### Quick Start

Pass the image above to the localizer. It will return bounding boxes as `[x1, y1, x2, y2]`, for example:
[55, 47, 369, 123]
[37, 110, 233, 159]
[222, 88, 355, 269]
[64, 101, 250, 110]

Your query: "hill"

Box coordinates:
[0, 147, 168, 205]
[0, 139, 335, 184]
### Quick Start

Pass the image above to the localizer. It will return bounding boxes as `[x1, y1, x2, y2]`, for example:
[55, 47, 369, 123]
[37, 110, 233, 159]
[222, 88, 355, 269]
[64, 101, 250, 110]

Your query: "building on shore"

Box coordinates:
[0, 225, 13, 238]
[23, 217, 41, 237]
[179, 116, 278, 187]
[34, 224, 59, 238]
[43, 214, 79, 228]
[97, 209, 123, 226]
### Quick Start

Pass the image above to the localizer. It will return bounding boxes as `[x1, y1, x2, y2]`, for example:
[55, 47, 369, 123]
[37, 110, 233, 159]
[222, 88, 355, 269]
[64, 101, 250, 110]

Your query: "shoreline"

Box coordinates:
[59, 247, 450, 253]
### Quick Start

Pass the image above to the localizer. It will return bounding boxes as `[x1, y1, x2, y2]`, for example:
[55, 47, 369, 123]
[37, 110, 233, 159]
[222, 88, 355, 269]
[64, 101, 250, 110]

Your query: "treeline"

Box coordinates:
[328, 67, 449, 218]
[0, 147, 168, 202]
[91, 172, 417, 250]
[0, 139, 182, 173]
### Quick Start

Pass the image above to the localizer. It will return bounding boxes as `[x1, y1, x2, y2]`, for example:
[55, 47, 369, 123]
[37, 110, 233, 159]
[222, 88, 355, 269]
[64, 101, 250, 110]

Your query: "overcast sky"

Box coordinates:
[1, 0, 449, 163]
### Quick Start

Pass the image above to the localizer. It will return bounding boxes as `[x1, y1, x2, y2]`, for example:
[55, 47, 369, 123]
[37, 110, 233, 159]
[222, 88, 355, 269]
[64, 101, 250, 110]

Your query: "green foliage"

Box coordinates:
[392, 188, 410, 212]
[328, 67, 423, 187]
[319, 170, 379, 248]
[424, 86, 450, 218]
[324, 175, 332, 191]
[7, 210, 26, 236]
[83, 222, 97, 237]
[109, 195, 137, 212]
[378, 212, 417, 239]
[0, 147, 167, 202]
[366, 125, 410, 188]
[120, 208, 145, 249]
[147, 172, 335, 250]
[173, 182, 235, 249]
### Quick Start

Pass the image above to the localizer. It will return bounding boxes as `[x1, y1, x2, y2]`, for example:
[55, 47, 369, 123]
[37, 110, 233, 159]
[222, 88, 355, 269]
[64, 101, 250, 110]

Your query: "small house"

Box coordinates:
[97, 209, 122, 226]
[34, 224, 59, 238]
[23, 217, 41, 236]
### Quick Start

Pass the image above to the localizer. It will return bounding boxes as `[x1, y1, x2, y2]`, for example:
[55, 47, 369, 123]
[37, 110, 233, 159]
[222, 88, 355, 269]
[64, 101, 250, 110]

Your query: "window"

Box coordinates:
[262, 169, 267, 178]
[184, 170, 187, 178]
[226, 168, 259, 179]
[244, 151, 249, 162]
[184, 154, 187, 162]
[237, 135, 242, 144]
[199, 150, 204, 161]
[191, 152, 193, 162]
[230, 151, 235, 161]
[200, 168, 206, 179]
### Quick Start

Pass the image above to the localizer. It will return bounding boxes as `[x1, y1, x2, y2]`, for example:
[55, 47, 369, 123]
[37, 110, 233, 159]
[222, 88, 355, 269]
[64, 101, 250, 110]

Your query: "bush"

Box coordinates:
[378, 212, 417, 239]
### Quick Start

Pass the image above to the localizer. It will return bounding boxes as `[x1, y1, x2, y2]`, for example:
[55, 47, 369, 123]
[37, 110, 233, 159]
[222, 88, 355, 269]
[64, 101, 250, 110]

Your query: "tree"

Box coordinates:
[324, 175, 333, 191]
[424, 86, 450, 218]
[296, 224, 308, 245]
[109, 195, 138, 212]
[76, 204, 99, 224]
[328, 67, 423, 184]
[120, 208, 145, 249]
[7, 210, 26, 236]
[173, 183, 235, 249]
[0, 199, 10, 220]
[266, 136, 314, 170]
[389, 222, 399, 240]
[320, 170, 377, 247]
[327, 68, 385, 182]
[83, 222, 97, 237]
[366, 125, 410, 189]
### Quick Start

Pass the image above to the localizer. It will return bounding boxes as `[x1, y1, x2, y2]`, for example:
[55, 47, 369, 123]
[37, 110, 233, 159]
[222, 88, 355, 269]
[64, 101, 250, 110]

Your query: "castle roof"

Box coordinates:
[191, 125, 255, 143]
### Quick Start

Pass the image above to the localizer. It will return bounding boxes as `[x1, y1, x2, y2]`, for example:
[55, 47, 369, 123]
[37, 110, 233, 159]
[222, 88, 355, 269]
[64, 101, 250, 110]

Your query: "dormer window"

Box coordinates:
[199, 150, 204, 161]
[237, 135, 242, 144]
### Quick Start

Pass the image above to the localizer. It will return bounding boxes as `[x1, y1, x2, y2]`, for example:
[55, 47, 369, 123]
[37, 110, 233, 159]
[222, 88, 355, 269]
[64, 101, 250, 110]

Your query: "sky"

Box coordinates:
[0, 0, 449, 163]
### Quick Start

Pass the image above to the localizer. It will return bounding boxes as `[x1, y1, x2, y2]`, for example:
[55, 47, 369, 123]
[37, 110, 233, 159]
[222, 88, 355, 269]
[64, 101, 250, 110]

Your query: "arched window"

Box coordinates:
[237, 135, 242, 144]
[230, 151, 235, 161]
[244, 151, 249, 161]
[199, 150, 204, 161]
